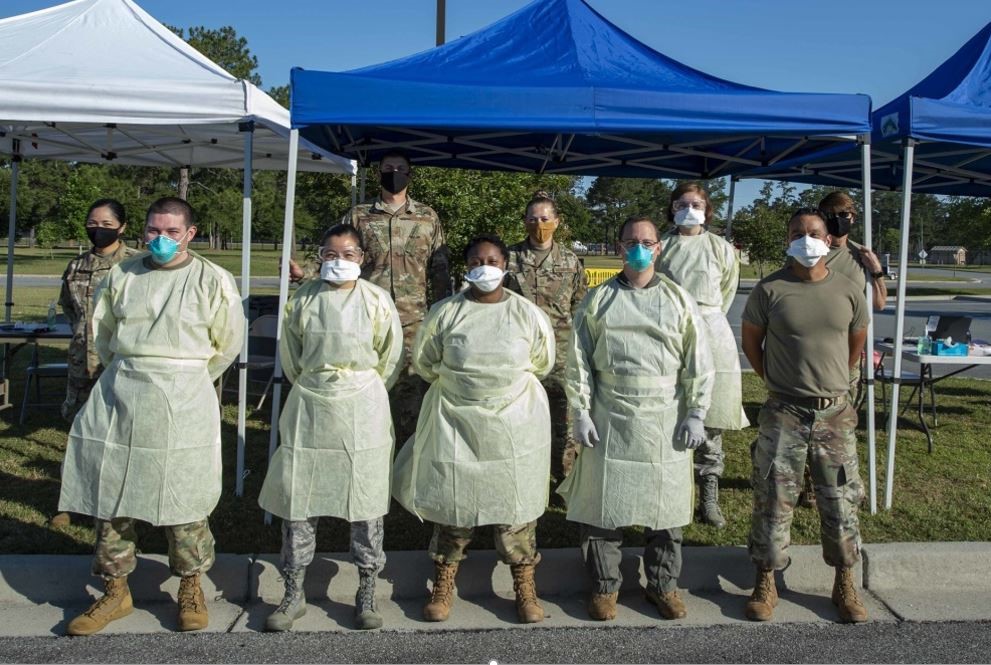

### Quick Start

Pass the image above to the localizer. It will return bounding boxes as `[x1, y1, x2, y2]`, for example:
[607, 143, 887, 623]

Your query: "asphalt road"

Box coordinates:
[1, 621, 989, 663]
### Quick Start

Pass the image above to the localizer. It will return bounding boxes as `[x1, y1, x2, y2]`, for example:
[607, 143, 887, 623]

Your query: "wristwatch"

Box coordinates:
[871, 271, 885, 279]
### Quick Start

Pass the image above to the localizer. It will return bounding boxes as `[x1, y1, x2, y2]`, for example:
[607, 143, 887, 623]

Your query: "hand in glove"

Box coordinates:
[676, 411, 707, 450]
[573, 409, 600, 448]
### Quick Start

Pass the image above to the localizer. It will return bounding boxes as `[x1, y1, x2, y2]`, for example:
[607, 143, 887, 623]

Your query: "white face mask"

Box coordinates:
[320, 259, 362, 284]
[673, 207, 706, 227]
[465, 265, 505, 293]
[787, 235, 830, 268]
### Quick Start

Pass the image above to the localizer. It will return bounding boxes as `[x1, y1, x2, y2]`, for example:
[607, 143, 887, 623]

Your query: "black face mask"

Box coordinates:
[826, 214, 852, 238]
[380, 171, 409, 195]
[87, 226, 121, 249]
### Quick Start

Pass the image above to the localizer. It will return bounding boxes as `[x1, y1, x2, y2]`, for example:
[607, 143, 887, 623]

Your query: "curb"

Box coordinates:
[2, 543, 989, 606]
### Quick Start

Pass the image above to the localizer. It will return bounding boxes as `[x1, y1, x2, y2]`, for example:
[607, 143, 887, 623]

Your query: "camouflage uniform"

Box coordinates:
[303, 197, 449, 445]
[580, 524, 683, 594]
[281, 517, 386, 574]
[59, 243, 139, 421]
[429, 521, 539, 565]
[505, 241, 587, 482]
[749, 396, 864, 570]
[93, 517, 214, 580]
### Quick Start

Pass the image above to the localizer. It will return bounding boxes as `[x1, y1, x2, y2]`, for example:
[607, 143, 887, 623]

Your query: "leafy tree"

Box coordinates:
[585, 177, 672, 245]
[170, 25, 262, 85]
[731, 182, 788, 277]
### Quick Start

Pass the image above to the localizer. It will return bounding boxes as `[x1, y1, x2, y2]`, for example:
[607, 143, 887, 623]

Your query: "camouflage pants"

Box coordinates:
[748, 397, 864, 571]
[429, 521, 540, 565]
[694, 428, 724, 479]
[544, 372, 578, 484]
[391, 323, 429, 448]
[281, 517, 385, 574]
[61, 374, 96, 422]
[580, 524, 683, 594]
[93, 517, 215, 580]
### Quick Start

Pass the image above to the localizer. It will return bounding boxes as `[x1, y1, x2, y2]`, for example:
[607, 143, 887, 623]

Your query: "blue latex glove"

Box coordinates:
[573, 409, 600, 448]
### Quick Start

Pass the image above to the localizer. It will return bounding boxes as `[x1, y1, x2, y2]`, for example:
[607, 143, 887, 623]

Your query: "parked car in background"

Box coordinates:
[572, 240, 589, 255]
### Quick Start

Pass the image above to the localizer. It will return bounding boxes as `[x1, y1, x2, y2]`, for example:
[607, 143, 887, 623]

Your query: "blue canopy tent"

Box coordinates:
[742, 21, 991, 510]
[268, 0, 875, 517]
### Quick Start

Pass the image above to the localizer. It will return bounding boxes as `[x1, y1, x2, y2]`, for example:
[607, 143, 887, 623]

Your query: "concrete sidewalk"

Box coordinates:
[1, 543, 989, 637]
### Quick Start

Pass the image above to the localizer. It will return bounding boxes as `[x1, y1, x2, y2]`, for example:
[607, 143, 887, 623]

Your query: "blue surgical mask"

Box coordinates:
[148, 235, 180, 265]
[624, 243, 655, 272]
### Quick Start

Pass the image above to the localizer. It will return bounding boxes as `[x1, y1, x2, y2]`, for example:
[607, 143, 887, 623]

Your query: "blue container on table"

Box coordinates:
[933, 339, 969, 356]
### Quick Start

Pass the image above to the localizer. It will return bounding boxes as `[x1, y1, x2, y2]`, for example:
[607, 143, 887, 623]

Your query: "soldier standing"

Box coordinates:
[741, 208, 869, 624]
[506, 191, 588, 486]
[657, 183, 748, 529]
[52, 199, 138, 527]
[290, 151, 449, 445]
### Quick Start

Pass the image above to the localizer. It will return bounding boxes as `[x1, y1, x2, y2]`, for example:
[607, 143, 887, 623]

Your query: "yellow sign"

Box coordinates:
[585, 268, 621, 287]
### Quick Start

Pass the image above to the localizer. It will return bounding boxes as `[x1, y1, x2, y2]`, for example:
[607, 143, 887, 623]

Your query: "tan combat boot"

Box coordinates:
[423, 561, 459, 622]
[587, 592, 618, 621]
[67, 577, 133, 636]
[177, 573, 209, 631]
[646, 587, 687, 619]
[745, 568, 778, 621]
[832, 566, 868, 623]
[510, 563, 544, 623]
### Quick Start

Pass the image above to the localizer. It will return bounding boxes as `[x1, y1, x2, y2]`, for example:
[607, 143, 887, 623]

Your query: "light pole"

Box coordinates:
[436, 0, 446, 46]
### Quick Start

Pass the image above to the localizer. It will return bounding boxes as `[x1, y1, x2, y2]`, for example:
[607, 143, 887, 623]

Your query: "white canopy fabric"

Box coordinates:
[0, 0, 354, 173]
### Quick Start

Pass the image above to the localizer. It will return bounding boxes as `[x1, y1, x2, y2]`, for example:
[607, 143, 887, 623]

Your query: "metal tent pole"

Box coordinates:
[860, 136, 878, 514]
[235, 122, 254, 497]
[6, 141, 21, 324]
[884, 139, 916, 510]
[265, 129, 300, 524]
[725, 176, 737, 237]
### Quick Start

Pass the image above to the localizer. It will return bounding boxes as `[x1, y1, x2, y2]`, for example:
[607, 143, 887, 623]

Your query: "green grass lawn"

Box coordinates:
[2, 361, 989, 556]
[7, 247, 287, 277]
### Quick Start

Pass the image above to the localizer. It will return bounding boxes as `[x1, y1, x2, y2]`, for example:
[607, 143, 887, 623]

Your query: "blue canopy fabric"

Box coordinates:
[290, 0, 870, 178]
[744, 22, 991, 196]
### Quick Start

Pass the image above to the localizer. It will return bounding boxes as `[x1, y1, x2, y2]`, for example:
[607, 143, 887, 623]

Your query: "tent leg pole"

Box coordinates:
[359, 167, 367, 204]
[885, 140, 915, 511]
[860, 136, 877, 515]
[235, 124, 254, 498]
[351, 174, 357, 209]
[725, 176, 737, 237]
[6, 144, 20, 325]
[265, 129, 300, 525]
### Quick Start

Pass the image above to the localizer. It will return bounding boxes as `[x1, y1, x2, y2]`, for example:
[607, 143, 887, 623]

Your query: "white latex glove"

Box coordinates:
[676, 410, 707, 450]
[573, 409, 600, 448]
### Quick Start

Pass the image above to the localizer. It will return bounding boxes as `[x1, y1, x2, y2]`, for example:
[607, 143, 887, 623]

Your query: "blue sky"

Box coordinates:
[4, 0, 991, 205]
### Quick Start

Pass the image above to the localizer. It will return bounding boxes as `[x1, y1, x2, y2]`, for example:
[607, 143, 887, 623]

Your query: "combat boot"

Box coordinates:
[67, 576, 133, 636]
[354, 569, 383, 630]
[832, 566, 868, 623]
[745, 568, 778, 621]
[177, 573, 208, 631]
[645, 587, 687, 619]
[587, 592, 618, 621]
[699, 475, 726, 528]
[423, 561, 459, 622]
[265, 566, 307, 632]
[510, 563, 544, 623]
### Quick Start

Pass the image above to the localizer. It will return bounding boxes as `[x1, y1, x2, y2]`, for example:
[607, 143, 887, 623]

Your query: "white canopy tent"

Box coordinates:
[0, 0, 355, 497]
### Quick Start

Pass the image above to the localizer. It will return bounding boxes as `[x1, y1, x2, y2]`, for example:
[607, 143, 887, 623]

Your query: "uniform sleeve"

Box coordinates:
[572, 260, 589, 315]
[428, 215, 451, 305]
[278, 293, 304, 384]
[527, 303, 556, 380]
[374, 294, 404, 390]
[678, 294, 715, 414]
[206, 269, 246, 381]
[719, 240, 740, 314]
[741, 282, 769, 328]
[59, 261, 79, 327]
[565, 292, 597, 412]
[91, 268, 118, 367]
[850, 286, 869, 332]
[411, 301, 446, 383]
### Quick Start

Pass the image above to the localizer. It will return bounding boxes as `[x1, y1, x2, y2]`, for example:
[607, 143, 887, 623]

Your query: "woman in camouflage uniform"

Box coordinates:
[52, 199, 138, 527]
